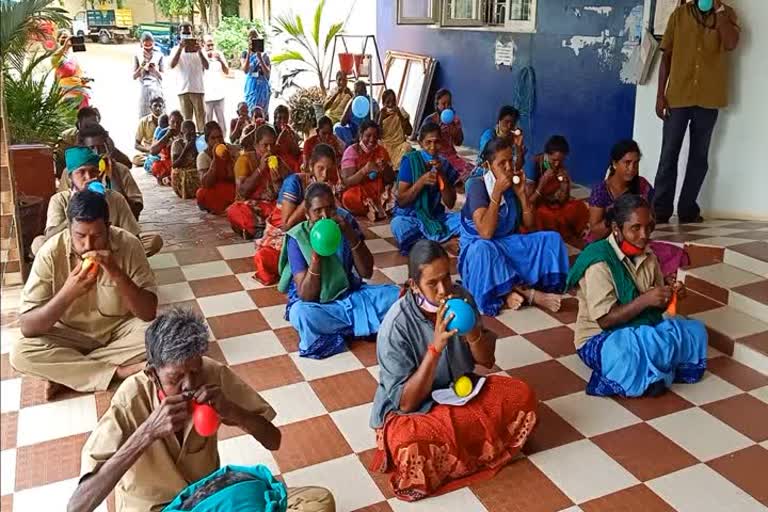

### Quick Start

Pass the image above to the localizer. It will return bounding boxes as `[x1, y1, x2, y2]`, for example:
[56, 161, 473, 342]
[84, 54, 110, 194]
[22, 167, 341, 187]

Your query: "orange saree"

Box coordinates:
[340, 143, 390, 217]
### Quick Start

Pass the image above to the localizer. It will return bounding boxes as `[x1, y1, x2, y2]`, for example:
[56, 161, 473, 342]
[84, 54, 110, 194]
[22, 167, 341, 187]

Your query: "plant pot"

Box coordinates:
[17, 194, 45, 261]
[9, 144, 56, 212]
[338, 53, 354, 75]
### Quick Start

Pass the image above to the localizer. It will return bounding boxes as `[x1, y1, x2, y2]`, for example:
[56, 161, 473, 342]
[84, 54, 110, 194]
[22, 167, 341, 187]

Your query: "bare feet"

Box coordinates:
[504, 291, 525, 311]
[530, 290, 562, 313]
[114, 361, 145, 381]
[44, 380, 66, 401]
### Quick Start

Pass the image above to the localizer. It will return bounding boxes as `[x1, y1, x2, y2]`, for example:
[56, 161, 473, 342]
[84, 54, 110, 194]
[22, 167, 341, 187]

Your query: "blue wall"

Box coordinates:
[376, 0, 644, 186]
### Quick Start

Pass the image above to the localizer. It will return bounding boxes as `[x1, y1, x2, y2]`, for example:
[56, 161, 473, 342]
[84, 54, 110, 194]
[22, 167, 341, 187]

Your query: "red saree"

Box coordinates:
[197, 153, 236, 214]
[275, 128, 301, 173]
[371, 375, 537, 501]
[534, 174, 589, 246]
[340, 143, 390, 217]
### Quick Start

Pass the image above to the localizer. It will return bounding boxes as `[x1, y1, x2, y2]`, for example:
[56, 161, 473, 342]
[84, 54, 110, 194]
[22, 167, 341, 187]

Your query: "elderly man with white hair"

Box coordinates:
[69, 307, 336, 512]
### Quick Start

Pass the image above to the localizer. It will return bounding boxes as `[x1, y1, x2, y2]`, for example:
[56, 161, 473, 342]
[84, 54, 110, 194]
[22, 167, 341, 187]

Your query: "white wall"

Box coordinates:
[633, 0, 768, 220]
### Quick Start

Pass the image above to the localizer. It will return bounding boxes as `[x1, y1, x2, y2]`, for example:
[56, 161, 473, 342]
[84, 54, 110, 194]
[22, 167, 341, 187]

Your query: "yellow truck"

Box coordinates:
[72, 8, 133, 44]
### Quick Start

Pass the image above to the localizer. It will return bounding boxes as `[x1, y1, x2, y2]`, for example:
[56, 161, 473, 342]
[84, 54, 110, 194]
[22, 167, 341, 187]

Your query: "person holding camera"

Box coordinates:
[241, 29, 271, 115]
[133, 32, 165, 118]
[170, 22, 208, 132]
[52, 28, 91, 109]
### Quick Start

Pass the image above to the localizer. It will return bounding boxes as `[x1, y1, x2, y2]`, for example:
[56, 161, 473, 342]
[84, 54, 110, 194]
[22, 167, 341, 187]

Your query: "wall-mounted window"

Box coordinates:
[397, 0, 537, 33]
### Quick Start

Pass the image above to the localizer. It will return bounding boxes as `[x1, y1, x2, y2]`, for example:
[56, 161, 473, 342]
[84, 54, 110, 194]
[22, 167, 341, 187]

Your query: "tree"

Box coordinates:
[154, 0, 220, 31]
[271, 0, 345, 96]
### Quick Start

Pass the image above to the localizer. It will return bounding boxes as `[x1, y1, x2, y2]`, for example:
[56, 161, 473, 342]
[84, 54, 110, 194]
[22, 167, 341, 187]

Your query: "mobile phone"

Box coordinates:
[543, 158, 551, 171]
[70, 35, 86, 52]
[250, 38, 264, 53]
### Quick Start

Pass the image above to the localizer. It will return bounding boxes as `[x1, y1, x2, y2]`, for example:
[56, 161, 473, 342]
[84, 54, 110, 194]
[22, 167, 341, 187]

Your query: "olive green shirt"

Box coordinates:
[44, 189, 141, 239]
[661, 2, 740, 109]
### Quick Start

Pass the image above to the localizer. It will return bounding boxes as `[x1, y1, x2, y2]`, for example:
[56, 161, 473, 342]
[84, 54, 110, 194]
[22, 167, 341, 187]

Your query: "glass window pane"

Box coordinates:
[509, 0, 533, 21]
[448, 0, 476, 20]
[401, 0, 433, 19]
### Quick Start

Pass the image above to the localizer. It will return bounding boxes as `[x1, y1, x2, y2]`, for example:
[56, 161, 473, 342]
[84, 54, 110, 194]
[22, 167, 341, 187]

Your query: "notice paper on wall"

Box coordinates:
[495, 39, 516, 68]
[622, 30, 659, 85]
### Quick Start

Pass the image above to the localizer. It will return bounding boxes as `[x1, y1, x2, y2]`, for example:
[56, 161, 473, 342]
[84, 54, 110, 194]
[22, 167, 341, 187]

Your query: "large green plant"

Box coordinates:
[271, 0, 345, 96]
[4, 53, 78, 145]
[0, 0, 70, 71]
[213, 16, 265, 63]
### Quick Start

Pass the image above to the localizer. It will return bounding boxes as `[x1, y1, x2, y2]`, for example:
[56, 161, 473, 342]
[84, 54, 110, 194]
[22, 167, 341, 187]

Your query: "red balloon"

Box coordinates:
[192, 402, 220, 437]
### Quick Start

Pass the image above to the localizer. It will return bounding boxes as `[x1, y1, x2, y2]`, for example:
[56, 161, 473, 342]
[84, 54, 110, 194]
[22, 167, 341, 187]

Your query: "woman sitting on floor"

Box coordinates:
[302, 115, 345, 176]
[227, 124, 292, 265]
[420, 88, 473, 182]
[460, 138, 569, 316]
[334, 79, 380, 146]
[340, 120, 395, 221]
[530, 135, 589, 247]
[587, 139, 688, 279]
[369, 240, 536, 501]
[229, 101, 250, 144]
[391, 122, 460, 255]
[568, 194, 707, 397]
[378, 89, 413, 171]
[477, 105, 526, 167]
[149, 110, 183, 184]
[324, 71, 354, 124]
[277, 182, 399, 359]
[168, 120, 198, 193]
[273, 105, 302, 172]
[195, 121, 236, 213]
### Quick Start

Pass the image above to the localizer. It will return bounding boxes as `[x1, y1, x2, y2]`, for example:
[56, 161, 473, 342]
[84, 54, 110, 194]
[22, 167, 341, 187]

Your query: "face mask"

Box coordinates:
[416, 292, 441, 313]
[698, 0, 713, 12]
[620, 239, 644, 257]
[359, 140, 374, 153]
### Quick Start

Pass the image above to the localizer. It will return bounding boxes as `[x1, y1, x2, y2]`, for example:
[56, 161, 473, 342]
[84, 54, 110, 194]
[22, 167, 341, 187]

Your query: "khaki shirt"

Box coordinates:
[80, 357, 276, 512]
[573, 235, 664, 348]
[135, 114, 158, 147]
[661, 2, 739, 109]
[20, 227, 156, 343]
[59, 161, 143, 208]
[44, 190, 141, 239]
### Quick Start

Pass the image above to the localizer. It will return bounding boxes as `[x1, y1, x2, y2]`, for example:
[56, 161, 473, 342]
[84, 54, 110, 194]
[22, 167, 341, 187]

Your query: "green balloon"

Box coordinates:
[310, 218, 342, 256]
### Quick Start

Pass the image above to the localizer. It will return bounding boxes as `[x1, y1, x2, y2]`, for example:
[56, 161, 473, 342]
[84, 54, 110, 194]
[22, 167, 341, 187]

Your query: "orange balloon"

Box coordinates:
[666, 291, 678, 316]
[215, 144, 228, 158]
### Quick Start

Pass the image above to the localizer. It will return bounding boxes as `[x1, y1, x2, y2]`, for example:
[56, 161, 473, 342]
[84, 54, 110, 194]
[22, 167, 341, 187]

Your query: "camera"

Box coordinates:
[70, 35, 86, 52]
[250, 38, 264, 53]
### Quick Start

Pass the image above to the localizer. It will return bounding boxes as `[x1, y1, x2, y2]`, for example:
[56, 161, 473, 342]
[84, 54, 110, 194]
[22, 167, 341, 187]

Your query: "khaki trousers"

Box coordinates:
[287, 487, 336, 512]
[31, 233, 162, 258]
[178, 92, 205, 132]
[10, 317, 148, 392]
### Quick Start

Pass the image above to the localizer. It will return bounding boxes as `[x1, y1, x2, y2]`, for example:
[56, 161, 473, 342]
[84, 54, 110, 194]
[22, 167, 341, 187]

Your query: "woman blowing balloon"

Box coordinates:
[420, 89, 473, 182]
[568, 194, 706, 397]
[369, 240, 536, 501]
[277, 183, 399, 359]
[459, 138, 569, 316]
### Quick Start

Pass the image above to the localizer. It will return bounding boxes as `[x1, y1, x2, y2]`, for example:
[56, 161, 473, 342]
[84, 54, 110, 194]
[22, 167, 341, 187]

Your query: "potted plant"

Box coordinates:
[287, 86, 325, 138]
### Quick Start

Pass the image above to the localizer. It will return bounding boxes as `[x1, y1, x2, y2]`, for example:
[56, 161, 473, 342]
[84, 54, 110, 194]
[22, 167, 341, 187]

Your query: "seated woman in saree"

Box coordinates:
[226, 124, 292, 243]
[420, 88, 473, 182]
[340, 120, 395, 221]
[460, 138, 569, 316]
[369, 240, 537, 501]
[196, 121, 236, 212]
[324, 71, 354, 124]
[391, 122, 460, 255]
[149, 110, 183, 184]
[587, 140, 688, 280]
[302, 115, 345, 176]
[530, 135, 589, 247]
[568, 194, 707, 397]
[277, 183, 399, 359]
[167, 120, 198, 194]
[334, 79, 380, 146]
[273, 105, 302, 172]
[477, 105, 526, 167]
[378, 89, 413, 171]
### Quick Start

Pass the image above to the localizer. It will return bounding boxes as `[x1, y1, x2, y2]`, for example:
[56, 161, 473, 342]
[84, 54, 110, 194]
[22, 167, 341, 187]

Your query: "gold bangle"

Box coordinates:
[467, 332, 483, 345]
[351, 239, 363, 251]
[489, 196, 500, 206]
[307, 268, 320, 277]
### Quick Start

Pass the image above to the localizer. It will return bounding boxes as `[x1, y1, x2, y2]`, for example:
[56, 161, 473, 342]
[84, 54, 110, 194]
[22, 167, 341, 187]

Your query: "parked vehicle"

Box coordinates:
[135, 22, 179, 56]
[72, 8, 133, 44]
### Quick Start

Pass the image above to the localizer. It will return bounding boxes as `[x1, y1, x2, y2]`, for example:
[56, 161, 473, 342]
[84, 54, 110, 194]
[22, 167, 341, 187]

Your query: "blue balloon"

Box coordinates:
[368, 171, 378, 180]
[445, 298, 476, 336]
[351, 96, 370, 118]
[440, 108, 455, 125]
[195, 134, 207, 153]
[698, 0, 713, 11]
[87, 181, 106, 195]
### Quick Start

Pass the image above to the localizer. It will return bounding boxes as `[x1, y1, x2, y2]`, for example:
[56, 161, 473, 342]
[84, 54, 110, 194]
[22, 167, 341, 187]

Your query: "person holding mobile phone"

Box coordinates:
[133, 32, 165, 118]
[241, 29, 271, 114]
[52, 28, 91, 108]
[169, 22, 208, 131]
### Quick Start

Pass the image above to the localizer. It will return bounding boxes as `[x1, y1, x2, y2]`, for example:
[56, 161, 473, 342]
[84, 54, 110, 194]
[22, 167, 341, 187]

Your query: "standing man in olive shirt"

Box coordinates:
[654, 0, 740, 224]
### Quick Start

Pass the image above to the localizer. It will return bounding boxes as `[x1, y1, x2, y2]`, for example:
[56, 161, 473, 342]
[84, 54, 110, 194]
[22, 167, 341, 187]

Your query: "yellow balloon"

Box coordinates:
[268, 155, 278, 171]
[453, 376, 473, 398]
[215, 144, 228, 158]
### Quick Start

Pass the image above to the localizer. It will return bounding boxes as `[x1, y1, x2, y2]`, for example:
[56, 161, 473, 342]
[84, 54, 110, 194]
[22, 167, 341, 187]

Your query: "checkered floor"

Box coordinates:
[2, 194, 768, 511]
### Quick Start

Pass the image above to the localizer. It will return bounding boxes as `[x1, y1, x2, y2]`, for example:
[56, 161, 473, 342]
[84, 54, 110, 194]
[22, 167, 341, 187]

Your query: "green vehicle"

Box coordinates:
[135, 22, 179, 56]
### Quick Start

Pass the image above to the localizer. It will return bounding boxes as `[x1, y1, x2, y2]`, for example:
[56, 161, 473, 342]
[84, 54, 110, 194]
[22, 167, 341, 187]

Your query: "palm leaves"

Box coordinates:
[271, 0, 346, 96]
[0, 0, 70, 70]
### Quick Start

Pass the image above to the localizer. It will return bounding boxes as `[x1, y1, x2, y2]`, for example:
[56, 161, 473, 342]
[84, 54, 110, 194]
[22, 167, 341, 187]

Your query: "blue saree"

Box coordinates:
[459, 168, 569, 316]
[243, 52, 271, 113]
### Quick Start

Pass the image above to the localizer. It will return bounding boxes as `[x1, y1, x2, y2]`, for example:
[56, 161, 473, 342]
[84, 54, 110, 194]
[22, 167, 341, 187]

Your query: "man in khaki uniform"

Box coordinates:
[59, 123, 144, 220]
[13, 189, 157, 400]
[133, 96, 164, 167]
[33, 147, 162, 256]
[69, 308, 335, 512]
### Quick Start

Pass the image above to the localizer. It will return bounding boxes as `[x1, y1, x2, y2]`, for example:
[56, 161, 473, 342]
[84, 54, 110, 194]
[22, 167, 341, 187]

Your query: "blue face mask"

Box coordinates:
[698, 0, 713, 12]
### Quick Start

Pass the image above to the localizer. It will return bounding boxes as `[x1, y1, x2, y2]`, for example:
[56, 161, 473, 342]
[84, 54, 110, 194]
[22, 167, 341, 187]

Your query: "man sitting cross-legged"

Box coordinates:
[32, 147, 163, 257]
[12, 189, 157, 401]
[68, 308, 336, 512]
